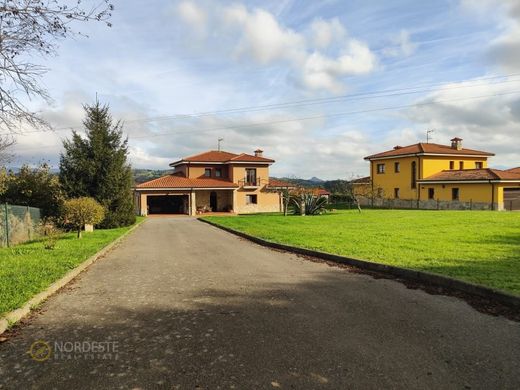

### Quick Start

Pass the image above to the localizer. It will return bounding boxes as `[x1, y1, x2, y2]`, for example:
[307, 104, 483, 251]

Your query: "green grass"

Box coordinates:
[0, 217, 144, 315]
[204, 210, 520, 295]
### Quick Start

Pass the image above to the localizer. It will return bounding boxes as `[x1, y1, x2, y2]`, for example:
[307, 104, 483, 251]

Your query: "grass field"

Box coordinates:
[204, 210, 520, 295]
[0, 217, 143, 315]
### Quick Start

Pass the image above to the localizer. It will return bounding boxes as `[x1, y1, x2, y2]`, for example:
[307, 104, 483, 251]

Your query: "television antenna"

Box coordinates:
[217, 137, 224, 151]
[426, 129, 435, 143]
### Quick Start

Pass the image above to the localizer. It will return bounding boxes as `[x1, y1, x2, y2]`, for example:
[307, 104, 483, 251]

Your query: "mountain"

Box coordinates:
[133, 169, 172, 184]
[308, 176, 324, 183]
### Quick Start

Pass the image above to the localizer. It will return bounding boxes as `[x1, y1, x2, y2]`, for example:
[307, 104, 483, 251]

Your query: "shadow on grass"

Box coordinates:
[1, 273, 520, 389]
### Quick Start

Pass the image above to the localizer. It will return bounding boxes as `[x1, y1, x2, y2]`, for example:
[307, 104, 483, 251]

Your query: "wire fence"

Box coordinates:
[327, 198, 502, 211]
[0, 203, 42, 247]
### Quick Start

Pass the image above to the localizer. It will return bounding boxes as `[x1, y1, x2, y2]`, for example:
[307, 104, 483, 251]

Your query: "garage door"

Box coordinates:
[147, 195, 188, 214]
[504, 188, 520, 211]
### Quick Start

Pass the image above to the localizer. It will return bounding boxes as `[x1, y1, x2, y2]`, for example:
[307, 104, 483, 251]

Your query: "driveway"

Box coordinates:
[0, 217, 519, 389]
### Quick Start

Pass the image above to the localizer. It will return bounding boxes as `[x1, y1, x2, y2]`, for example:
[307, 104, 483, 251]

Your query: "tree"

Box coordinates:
[63, 197, 104, 238]
[0, 163, 65, 217]
[60, 101, 135, 228]
[0, 0, 113, 132]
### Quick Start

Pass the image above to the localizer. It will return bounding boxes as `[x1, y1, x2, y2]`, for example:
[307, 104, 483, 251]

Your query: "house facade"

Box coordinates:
[362, 137, 520, 210]
[134, 149, 283, 215]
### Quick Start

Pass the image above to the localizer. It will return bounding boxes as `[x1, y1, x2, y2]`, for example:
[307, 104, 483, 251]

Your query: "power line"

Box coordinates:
[4, 72, 520, 137]
[12, 89, 520, 152]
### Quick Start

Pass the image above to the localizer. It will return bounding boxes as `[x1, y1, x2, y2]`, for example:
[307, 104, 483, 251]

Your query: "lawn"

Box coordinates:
[204, 210, 520, 295]
[0, 217, 144, 315]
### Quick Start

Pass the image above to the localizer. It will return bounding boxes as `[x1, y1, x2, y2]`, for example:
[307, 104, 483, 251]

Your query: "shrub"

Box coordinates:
[62, 197, 105, 238]
[38, 219, 62, 250]
[291, 193, 328, 216]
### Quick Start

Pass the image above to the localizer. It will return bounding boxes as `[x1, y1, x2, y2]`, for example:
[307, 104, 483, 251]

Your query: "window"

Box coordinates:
[394, 188, 400, 199]
[449, 161, 454, 170]
[411, 161, 417, 189]
[394, 162, 400, 173]
[246, 194, 257, 204]
[215, 168, 222, 177]
[459, 161, 464, 170]
[452, 188, 460, 201]
[245, 168, 257, 185]
[475, 162, 483, 169]
[377, 164, 385, 174]
[428, 188, 435, 200]
[204, 168, 211, 177]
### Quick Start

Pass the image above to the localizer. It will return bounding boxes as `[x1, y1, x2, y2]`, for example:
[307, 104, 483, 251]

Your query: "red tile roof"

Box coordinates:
[419, 168, 520, 182]
[170, 150, 274, 166]
[268, 178, 296, 188]
[364, 143, 494, 160]
[136, 175, 238, 189]
[506, 167, 520, 175]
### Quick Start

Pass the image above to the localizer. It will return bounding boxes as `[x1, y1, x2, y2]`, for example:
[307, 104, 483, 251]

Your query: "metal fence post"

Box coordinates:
[4, 203, 9, 248]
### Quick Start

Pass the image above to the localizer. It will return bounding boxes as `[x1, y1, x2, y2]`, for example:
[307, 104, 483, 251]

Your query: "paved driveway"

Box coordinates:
[0, 217, 519, 389]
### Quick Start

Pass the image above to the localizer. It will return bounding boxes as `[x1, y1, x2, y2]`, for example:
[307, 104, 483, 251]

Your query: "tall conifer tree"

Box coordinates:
[60, 101, 135, 228]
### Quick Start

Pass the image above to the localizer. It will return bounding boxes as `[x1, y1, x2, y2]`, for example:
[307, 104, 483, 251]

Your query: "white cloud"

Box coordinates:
[175, 2, 377, 94]
[461, 0, 520, 72]
[402, 76, 520, 168]
[383, 30, 417, 57]
[177, 1, 208, 37]
[223, 5, 305, 64]
[310, 18, 347, 49]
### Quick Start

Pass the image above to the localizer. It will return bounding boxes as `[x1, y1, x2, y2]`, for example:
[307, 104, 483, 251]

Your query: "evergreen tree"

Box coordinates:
[60, 101, 135, 228]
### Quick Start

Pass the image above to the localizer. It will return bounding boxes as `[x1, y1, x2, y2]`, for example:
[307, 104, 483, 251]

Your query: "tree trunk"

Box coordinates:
[77, 227, 82, 238]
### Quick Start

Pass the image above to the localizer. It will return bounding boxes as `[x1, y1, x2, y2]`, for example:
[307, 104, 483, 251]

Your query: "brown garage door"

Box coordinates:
[504, 188, 520, 210]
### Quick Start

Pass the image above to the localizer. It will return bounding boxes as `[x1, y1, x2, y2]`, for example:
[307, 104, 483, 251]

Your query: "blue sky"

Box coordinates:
[11, 0, 520, 179]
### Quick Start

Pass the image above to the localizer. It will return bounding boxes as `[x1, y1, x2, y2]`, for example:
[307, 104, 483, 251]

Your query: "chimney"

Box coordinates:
[393, 145, 402, 150]
[254, 149, 263, 157]
[450, 137, 463, 150]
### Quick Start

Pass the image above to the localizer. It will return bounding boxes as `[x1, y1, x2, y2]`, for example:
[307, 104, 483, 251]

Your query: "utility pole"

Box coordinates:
[217, 138, 224, 152]
[426, 129, 434, 143]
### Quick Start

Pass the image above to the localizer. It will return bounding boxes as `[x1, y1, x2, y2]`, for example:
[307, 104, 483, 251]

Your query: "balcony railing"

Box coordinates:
[238, 177, 264, 188]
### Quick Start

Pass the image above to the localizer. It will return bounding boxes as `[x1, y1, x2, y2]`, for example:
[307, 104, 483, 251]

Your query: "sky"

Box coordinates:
[7, 0, 520, 179]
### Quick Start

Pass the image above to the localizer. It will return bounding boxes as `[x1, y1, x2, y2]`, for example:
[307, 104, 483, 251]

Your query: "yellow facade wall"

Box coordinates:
[370, 155, 490, 201]
[421, 156, 488, 178]
[370, 156, 419, 200]
[418, 183, 495, 203]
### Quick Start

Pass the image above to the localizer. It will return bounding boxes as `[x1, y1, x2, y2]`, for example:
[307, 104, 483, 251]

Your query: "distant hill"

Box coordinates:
[272, 177, 351, 193]
[308, 176, 324, 183]
[133, 169, 172, 184]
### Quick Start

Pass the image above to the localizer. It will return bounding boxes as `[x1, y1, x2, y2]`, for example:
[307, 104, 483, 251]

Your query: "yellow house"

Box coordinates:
[134, 149, 283, 215]
[363, 137, 520, 210]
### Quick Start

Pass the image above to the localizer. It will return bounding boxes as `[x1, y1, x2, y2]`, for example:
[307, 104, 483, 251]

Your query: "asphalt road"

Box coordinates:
[0, 217, 519, 389]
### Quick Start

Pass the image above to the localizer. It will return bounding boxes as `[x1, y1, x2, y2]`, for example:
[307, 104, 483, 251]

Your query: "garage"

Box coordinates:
[504, 188, 520, 211]
[147, 195, 188, 214]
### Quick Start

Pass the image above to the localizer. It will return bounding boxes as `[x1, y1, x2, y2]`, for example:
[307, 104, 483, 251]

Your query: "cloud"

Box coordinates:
[402, 76, 520, 168]
[310, 18, 347, 49]
[461, 0, 520, 72]
[175, 2, 377, 94]
[383, 30, 417, 58]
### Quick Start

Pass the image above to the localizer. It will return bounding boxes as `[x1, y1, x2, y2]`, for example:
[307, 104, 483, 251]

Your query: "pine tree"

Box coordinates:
[60, 101, 136, 228]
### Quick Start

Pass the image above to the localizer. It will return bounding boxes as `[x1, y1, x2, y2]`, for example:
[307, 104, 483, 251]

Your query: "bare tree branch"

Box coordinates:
[0, 0, 113, 133]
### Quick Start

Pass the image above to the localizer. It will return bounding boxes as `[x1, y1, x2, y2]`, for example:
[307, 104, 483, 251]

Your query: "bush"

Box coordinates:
[62, 197, 105, 238]
[38, 219, 62, 250]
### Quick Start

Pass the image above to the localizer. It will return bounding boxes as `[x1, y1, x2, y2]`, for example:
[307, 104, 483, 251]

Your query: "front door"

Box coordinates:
[210, 191, 217, 212]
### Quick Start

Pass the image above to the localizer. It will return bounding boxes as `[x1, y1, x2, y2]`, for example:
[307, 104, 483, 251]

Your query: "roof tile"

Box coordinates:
[364, 143, 494, 160]
[136, 175, 238, 189]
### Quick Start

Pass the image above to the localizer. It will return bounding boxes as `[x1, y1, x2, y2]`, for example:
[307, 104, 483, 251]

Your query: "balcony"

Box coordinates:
[239, 177, 263, 189]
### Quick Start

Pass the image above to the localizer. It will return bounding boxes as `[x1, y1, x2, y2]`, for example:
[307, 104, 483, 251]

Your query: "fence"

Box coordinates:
[328, 198, 499, 211]
[0, 204, 42, 247]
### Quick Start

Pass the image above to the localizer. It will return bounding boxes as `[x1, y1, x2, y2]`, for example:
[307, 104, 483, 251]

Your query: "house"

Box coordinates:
[362, 137, 520, 210]
[134, 149, 284, 215]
